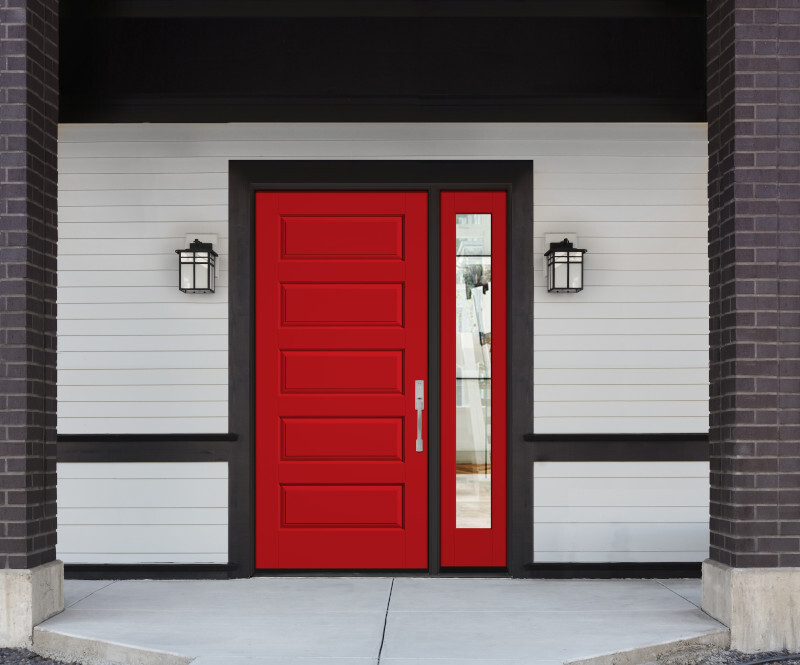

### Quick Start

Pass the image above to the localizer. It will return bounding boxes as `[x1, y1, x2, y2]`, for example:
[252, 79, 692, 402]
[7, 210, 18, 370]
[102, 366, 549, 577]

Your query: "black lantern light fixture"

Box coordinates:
[176, 239, 218, 293]
[544, 238, 587, 293]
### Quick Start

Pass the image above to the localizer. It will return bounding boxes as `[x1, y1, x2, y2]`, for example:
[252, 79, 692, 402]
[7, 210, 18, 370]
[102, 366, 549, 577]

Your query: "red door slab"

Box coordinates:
[255, 191, 428, 569]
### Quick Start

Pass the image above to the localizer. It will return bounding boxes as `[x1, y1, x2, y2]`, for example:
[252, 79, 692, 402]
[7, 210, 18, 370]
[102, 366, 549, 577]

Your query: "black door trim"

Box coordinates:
[229, 160, 534, 577]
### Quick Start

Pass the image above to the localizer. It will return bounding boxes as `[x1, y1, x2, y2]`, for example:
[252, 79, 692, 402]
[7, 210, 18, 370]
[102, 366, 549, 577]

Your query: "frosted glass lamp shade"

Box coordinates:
[176, 239, 218, 294]
[544, 238, 586, 293]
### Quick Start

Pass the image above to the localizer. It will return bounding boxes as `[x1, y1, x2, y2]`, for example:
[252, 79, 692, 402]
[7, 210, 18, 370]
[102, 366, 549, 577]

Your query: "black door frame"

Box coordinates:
[228, 160, 533, 577]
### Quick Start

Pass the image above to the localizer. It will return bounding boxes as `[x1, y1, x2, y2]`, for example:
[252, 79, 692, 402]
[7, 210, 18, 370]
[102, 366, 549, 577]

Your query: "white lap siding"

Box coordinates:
[57, 122, 709, 564]
[56, 463, 228, 564]
[533, 462, 708, 563]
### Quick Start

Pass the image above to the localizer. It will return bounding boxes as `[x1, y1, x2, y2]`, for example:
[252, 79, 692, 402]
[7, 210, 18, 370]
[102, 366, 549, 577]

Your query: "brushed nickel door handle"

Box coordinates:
[415, 380, 424, 452]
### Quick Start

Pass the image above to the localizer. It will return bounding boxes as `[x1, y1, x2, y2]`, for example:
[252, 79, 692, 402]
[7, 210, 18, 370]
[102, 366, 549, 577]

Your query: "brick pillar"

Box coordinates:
[704, 0, 800, 650]
[0, 0, 62, 648]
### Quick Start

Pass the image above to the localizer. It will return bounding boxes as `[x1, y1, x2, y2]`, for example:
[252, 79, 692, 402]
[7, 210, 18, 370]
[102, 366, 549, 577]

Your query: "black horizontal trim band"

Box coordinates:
[65, 563, 236, 580]
[525, 433, 709, 462]
[57, 434, 237, 463]
[56, 433, 708, 463]
[524, 562, 702, 579]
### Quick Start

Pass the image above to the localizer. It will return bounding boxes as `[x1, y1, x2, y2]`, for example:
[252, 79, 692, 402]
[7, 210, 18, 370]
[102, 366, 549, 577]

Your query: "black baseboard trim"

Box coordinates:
[526, 433, 709, 462]
[524, 562, 702, 579]
[252, 567, 507, 576]
[65, 563, 237, 580]
[65, 562, 701, 580]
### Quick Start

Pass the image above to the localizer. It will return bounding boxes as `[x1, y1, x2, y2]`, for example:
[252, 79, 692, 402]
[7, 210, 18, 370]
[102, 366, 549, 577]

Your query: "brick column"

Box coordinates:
[704, 0, 800, 650]
[0, 0, 62, 648]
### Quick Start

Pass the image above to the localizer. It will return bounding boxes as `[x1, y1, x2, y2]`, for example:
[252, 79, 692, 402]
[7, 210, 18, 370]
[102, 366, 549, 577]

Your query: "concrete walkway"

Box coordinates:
[34, 578, 729, 665]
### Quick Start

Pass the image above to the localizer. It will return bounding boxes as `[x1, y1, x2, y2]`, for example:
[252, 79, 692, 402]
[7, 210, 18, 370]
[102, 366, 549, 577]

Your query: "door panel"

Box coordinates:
[255, 191, 428, 569]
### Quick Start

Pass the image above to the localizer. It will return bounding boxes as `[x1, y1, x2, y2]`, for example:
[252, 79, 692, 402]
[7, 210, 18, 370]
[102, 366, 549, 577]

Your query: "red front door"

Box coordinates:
[255, 191, 428, 569]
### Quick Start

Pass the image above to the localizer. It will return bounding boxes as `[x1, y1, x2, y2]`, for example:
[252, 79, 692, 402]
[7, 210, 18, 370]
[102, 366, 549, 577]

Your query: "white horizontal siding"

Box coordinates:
[533, 462, 709, 563]
[57, 463, 228, 564]
[534, 318, 707, 335]
[59, 335, 228, 352]
[59, 286, 229, 304]
[536, 189, 706, 206]
[60, 221, 230, 239]
[57, 419, 228, 435]
[59, 350, 227, 370]
[532, 124, 708, 433]
[58, 121, 708, 435]
[535, 385, 709, 402]
[534, 335, 707, 352]
[534, 368, 707, 384]
[59, 319, 228, 336]
[533, 221, 706, 238]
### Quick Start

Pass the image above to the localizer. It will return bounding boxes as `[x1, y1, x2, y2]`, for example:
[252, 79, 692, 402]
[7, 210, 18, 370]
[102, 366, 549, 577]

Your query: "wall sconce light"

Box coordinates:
[544, 238, 587, 293]
[176, 239, 218, 293]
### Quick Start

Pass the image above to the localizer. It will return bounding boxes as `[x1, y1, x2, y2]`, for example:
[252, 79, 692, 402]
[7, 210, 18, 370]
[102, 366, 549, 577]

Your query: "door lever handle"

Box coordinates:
[415, 380, 424, 452]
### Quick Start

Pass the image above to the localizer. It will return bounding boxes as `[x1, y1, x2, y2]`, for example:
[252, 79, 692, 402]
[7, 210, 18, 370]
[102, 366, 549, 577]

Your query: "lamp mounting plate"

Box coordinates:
[544, 232, 577, 247]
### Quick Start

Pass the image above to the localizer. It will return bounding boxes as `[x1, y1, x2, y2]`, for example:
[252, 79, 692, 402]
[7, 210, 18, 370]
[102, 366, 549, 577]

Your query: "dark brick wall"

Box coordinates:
[708, 0, 800, 568]
[0, 0, 58, 570]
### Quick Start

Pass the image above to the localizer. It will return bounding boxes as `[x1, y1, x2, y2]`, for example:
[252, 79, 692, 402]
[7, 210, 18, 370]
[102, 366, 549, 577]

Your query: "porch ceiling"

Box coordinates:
[59, 0, 706, 123]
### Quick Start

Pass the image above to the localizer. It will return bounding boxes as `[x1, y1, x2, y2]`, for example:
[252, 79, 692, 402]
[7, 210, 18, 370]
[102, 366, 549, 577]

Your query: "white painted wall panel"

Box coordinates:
[59, 319, 228, 336]
[59, 304, 226, 322]
[534, 335, 708, 352]
[59, 418, 228, 435]
[534, 318, 707, 335]
[58, 350, 227, 370]
[535, 385, 709, 402]
[530, 124, 708, 433]
[59, 205, 229, 223]
[59, 335, 228, 353]
[57, 463, 228, 564]
[59, 172, 227, 191]
[534, 368, 708, 385]
[58, 462, 228, 478]
[57, 123, 708, 562]
[535, 173, 706, 189]
[533, 221, 706, 238]
[533, 462, 708, 563]
[58, 122, 708, 436]
[60, 508, 229, 524]
[536, 189, 707, 206]
[59, 402, 227, 419]
[60, 221, 229, 239]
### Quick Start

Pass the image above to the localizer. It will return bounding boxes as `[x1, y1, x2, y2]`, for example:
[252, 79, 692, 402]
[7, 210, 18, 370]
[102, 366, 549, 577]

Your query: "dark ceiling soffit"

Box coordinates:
[73, 0, 705, 18]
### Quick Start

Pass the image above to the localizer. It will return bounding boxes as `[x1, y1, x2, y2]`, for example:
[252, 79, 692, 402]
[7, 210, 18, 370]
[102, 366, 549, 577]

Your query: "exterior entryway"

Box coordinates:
[229, 160, 532, 576]
[254, 191, 429, 568]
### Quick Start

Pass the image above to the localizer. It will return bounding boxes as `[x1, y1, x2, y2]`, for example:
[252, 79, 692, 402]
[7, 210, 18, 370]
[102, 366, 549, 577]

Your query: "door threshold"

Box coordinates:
[253, 568, 511, 577]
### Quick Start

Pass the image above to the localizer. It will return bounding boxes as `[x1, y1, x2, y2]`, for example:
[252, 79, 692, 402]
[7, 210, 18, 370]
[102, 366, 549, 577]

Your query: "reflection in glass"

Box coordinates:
[455, 214, 492, 528]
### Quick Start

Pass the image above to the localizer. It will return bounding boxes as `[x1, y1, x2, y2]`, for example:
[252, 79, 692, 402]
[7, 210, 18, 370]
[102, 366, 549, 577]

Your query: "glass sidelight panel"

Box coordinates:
[441, 191, 506, 567]
[455, 214, 492, 528]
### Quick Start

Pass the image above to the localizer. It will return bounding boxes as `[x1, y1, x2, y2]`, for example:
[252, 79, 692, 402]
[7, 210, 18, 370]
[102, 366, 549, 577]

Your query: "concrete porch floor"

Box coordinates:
[33, 577, 729, 665]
